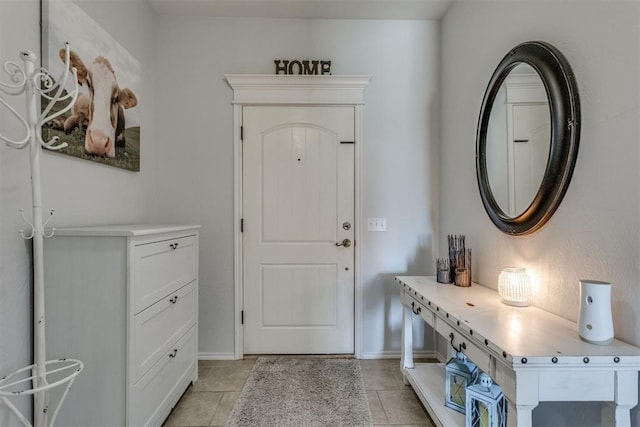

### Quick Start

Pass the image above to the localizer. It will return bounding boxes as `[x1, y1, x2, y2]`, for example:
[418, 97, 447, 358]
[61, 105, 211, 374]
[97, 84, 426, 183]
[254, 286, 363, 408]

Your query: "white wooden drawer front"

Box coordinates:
[133, 281, 197, 381]
[538, 370, 614, 402]
[402, 292, 435, 327]
[131, 326, 196, 427]
[133, 235, 197, 313]
[436, 318, 492, 373]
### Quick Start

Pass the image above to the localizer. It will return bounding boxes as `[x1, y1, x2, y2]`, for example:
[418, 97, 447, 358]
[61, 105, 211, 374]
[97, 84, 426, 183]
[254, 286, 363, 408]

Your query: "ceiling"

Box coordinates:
[146, 0, 454, 20]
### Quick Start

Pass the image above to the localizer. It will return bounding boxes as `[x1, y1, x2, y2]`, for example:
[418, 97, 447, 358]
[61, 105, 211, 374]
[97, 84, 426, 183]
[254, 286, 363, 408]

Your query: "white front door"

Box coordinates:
[242, 106, 355, 354]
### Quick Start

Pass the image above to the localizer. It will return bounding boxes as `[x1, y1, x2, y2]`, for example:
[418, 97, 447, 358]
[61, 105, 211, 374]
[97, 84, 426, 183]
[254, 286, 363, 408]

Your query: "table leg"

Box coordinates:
[506, 399, 535, 427]
[612, 370, 638, 427]
[401, 303, 414, 385]
[612, 404, 634, 427]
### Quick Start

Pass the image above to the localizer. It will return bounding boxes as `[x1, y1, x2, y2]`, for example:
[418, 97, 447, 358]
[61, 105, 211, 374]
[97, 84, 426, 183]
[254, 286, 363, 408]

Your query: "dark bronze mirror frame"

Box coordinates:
[476, 41, 580, 235]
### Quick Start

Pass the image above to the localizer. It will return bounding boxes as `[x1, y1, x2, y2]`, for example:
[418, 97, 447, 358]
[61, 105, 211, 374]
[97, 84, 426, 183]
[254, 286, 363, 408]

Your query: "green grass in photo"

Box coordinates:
[42, 125, 140, 172]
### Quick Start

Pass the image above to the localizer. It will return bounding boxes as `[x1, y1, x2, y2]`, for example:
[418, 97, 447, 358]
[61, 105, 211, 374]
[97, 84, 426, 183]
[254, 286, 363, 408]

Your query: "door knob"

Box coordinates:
[335, 239, 351, 248]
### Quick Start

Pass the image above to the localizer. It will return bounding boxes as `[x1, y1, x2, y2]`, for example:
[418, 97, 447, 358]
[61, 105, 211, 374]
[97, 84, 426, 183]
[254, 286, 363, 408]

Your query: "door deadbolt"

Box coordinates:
[342, 222, 351, 231]
[336, 239, 352, 248]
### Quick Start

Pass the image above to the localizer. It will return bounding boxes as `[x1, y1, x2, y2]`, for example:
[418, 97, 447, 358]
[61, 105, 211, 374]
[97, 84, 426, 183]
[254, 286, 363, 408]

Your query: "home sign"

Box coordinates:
[274, 59, 332, 75]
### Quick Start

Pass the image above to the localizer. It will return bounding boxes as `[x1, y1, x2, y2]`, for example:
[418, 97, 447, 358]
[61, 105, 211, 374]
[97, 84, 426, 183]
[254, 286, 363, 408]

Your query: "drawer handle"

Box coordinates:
[411, 301, 422, 315]
[169, 296, 179, 304]
[169, 349, 178, 358]
[449, 332, 466, 353]
[170, 243, 179, 250]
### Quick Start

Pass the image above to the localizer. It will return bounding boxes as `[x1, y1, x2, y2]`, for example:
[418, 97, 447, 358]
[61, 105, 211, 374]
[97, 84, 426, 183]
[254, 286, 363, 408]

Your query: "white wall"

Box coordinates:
[0, 0, 157, 424]
[153, 17, 440, 357]
[440, 1, 639, 425]
[1, 7, 439, 422]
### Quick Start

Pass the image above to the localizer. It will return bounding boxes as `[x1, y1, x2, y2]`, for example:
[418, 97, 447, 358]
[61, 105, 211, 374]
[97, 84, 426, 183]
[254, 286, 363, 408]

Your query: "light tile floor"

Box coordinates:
[163, 357, 436, 427]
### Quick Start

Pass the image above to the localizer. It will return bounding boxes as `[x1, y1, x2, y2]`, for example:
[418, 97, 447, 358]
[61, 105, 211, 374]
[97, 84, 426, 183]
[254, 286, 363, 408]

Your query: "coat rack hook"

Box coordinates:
[37, 43, 78, 152]
[18, 209, 35, 240]
[43, 210, 56, 238]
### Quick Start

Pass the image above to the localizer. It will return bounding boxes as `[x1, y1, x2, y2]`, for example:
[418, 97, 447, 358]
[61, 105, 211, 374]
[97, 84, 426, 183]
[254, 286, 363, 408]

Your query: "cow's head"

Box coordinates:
[61, 50, 137, 158]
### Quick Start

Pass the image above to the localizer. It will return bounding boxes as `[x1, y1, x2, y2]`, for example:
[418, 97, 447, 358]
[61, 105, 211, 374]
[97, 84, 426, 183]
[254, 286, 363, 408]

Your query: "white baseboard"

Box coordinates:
[198, 352, 236, 360]
[199, 351, 443, 361]
[359, 350, 438, 360]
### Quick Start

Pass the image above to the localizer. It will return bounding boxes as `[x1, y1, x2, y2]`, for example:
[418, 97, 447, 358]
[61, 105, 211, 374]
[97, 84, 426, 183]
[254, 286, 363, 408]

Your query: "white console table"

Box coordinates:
[396, 276, 640, 427]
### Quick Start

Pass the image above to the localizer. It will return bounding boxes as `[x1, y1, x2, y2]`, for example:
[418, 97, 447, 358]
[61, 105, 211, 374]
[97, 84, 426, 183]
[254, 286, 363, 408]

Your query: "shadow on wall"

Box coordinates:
[380, 241, 435, 355]
[407, 237, 434, 277]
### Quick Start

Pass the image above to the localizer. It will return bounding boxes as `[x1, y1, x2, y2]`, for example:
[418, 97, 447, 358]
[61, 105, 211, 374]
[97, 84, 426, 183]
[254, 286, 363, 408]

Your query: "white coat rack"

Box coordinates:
[0, 44, 83, 427]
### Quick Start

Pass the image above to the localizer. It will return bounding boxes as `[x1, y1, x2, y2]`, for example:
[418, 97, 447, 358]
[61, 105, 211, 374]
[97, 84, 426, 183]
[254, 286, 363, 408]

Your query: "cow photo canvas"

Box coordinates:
[41, 0, 141, 171]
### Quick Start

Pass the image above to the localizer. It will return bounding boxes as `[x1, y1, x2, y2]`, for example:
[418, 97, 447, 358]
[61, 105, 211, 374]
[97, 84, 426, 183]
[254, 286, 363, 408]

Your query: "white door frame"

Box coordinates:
[225, 74, 371, 359]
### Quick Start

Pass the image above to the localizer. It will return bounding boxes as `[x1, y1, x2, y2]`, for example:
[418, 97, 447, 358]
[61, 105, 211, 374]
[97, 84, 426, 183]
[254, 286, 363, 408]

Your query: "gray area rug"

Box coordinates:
[227, 357, 373, 426]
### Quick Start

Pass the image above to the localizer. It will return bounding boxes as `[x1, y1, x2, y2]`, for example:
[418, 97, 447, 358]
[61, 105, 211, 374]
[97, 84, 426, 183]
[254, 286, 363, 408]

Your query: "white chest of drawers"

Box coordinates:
[43, 225, 200, 426]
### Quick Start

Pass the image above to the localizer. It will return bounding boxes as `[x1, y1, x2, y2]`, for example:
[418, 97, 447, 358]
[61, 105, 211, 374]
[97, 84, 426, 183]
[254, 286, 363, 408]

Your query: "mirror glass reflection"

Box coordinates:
[485, 64, 550, 218]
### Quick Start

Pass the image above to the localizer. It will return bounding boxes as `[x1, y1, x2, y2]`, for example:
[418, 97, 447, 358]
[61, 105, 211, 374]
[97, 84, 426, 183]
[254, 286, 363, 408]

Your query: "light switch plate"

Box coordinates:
[367, 217, 386, 231]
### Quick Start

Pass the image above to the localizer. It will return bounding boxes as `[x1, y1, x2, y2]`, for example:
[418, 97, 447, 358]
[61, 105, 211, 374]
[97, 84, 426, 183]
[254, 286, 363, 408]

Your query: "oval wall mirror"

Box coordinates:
[476, 41, 580, 235]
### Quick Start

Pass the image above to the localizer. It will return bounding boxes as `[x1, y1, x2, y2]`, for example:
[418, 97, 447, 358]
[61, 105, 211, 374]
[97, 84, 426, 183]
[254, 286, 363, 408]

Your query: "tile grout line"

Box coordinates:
[206, 391, 225, 427]
[375, 390, 391, 425]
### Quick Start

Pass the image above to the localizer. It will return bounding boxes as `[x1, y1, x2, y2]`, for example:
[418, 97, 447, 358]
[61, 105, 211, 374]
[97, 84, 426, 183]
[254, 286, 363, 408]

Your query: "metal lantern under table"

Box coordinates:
[465, 373, 507, 427]
[445, 351, 478, 414]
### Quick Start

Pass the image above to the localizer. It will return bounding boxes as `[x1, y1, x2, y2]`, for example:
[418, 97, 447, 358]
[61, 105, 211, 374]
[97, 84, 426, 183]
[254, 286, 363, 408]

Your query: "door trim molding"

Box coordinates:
[226, 74, 371, 359]
[226, 74, 371, 105]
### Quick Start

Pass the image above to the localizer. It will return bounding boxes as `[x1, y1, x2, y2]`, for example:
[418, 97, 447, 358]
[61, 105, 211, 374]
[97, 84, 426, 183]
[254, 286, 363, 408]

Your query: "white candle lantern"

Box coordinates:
[445, 351, 478, 414]
[465, 373, 507, 427]
[498, 267, 531, 307]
